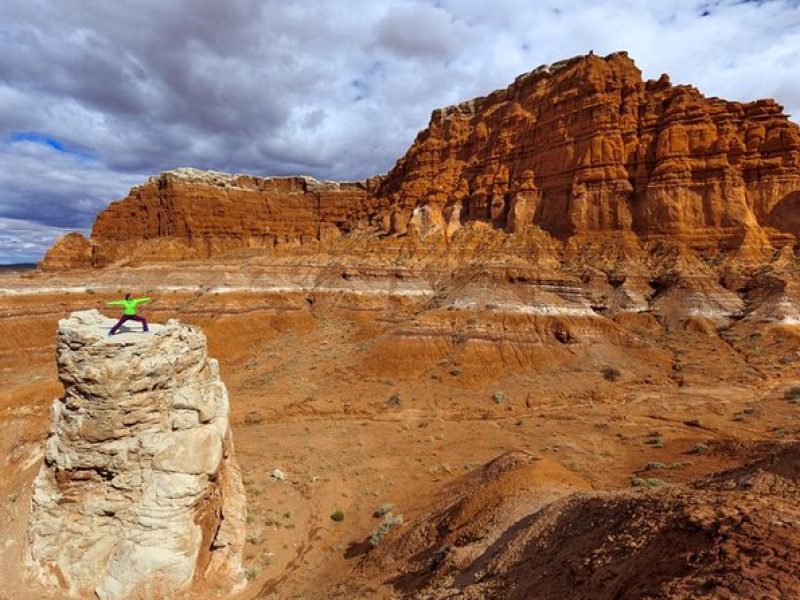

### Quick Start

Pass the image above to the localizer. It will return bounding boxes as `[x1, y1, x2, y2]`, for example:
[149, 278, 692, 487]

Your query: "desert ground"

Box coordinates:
[1, 244, 798, 598]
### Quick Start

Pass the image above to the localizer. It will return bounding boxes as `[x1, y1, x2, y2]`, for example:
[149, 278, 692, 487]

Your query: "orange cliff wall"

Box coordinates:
[41, 51, 800, 269]
[42, 169, 383, 268]
[375, 51, 800, 249]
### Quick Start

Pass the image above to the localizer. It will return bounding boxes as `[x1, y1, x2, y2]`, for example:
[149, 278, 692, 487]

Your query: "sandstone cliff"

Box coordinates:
[26, 310, 246, 599]
[377, 51, 800, 250]
[40, 52, 800, 269]
[42, 168, 380, 268]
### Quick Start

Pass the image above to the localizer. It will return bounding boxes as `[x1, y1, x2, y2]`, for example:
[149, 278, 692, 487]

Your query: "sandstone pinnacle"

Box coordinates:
[26, 310, 246, 599]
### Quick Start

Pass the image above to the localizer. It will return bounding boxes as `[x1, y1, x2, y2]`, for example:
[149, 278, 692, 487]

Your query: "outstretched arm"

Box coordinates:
[133, 297, 152, 306]
[106, 300, 125, 306]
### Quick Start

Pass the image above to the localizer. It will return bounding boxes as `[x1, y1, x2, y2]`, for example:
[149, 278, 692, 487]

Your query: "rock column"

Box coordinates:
[27, 310, 246, 599]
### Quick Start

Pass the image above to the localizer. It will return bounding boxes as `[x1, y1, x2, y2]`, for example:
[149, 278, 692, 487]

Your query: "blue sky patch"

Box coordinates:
[8, 132, 95, 160]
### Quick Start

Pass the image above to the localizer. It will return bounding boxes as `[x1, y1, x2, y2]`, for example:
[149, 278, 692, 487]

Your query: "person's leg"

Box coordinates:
[131, 315, 149, 332]
[109, 315, 130, 336]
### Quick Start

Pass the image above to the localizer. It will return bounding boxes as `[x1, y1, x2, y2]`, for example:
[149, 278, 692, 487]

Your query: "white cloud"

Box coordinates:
[0, 0, 799, 262]
[0, 218, 80, 264]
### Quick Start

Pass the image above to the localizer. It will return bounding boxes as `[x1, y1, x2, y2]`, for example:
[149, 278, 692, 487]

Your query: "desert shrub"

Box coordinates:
[692, 443, 709, 455]
[330, 509, 345, 522]
[601, 366, 621, 381]
[246, 530, 262, 545]
[492, 391, 506, 404]
[631, 477, 666, 488]
[244, 410, 264, 425]
[245, 481, 264, 496]
[785, 387, 800, 402]
[373, 503, 393, 518]
[245, 565, 261, 580]
[370, 513, 404, 546]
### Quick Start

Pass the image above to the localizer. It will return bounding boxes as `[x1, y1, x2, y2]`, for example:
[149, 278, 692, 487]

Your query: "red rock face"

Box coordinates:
[41, 52, 800, 269]
[54, 169, 378, 267]
[39, 232, 94, 270]
[376, 51, 800, 248]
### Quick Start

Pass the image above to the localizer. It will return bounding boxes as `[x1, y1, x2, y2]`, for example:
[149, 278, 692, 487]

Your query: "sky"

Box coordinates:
[1, 0, 799, 263]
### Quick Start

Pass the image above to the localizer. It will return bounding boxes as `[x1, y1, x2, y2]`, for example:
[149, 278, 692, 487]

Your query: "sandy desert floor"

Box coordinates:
[0, 258, 798, 598]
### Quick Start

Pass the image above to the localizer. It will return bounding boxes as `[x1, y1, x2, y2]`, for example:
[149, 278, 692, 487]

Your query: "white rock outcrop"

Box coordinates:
[27, 310, 246, 599]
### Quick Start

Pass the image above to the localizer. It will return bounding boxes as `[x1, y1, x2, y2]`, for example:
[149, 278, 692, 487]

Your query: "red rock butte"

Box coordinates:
[42, 50, 800, 269]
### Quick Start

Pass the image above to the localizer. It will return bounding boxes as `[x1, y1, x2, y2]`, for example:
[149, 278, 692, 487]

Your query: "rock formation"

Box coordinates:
[40, 232, 94, 271]
[39, 51, 800, 270]
[42, 168, 380, 268]
[27, 310, 246, 599]
[377, 52, 800, 251]
[354, 445, 800, 599]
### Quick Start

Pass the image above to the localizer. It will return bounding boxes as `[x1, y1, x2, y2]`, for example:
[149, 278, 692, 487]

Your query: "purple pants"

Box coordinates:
[109, 314, 148, 335]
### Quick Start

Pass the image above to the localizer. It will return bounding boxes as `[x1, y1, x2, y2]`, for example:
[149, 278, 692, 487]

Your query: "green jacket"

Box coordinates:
[107, 297, 151, 316]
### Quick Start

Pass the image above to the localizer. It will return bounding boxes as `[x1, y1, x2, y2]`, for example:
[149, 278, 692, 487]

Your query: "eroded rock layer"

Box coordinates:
[26, 310, 246, 599]
[42, 168, 378, 268]
[352, 445, 800, 599]
[378, 52, 800, 249]
[40, 51, 800, 271]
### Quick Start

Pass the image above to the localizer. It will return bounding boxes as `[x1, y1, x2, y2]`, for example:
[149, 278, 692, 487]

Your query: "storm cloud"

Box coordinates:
[1, 0, 799, 262]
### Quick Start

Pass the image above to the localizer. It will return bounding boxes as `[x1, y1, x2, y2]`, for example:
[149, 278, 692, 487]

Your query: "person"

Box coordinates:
[107, 293, 152, 336]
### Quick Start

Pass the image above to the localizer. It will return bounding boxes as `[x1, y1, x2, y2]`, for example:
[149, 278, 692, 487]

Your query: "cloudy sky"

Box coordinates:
[1, 0, 799, 263]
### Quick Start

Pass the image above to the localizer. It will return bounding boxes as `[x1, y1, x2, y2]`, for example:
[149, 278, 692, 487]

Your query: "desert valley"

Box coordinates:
[1, 51, 799, 598]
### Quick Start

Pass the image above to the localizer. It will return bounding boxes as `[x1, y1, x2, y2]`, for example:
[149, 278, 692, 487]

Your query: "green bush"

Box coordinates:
[330, 509, 345, 522]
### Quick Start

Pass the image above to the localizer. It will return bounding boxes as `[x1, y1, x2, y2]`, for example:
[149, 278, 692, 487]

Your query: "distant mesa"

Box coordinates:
[40, 50, 800, 270]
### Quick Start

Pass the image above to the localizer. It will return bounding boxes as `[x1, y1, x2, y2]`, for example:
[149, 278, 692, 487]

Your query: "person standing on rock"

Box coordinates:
[107, 293, 152, 335]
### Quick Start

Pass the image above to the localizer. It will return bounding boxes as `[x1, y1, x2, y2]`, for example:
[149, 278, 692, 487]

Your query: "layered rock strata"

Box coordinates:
[26, 310, 246, 599]
[378, 52, 800, 250]
[40, 52, 800, 270]
[43, 168, 378, 268]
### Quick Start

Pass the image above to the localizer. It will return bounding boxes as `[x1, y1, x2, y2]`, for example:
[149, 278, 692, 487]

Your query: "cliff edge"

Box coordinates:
[26, 310, 246, 599]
